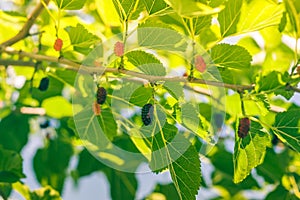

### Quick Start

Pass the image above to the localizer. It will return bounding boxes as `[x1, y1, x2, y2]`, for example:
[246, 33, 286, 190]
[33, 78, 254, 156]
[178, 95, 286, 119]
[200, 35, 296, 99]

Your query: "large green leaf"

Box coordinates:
[75, 149, 104, 178]
[0, 147, 25, 183]
[54, 0, 86, 10]
[96, 0, 121, 26]
[137, 26, 187, 51]
[210, 44, 252, 70]
[284, 0, 300, 37]
[0, 114, 29, 152]
[105, 169, 137, 200]
[181, 103, 210, 141]
[65, 24, 100, 52]
[129, 86, 153, 106]
[255, 71, 294, 100]
[210, 146, 260, 196]
[192, 16, 212, 35]
[163, 82, 184, 100]
[218, 0, 243, 37]
[149, 123, 201, 200]
[42, 96, 73, 119]
[256, 148, 289, 183]
[125, 50, 166, 76]
[142, 0, 169, 15]
[33, 138, 73, 193]
[237, 0, 284, 33]
[233, 120, 270, 183]
[163, 0, 223, 17]
[272, 108, 300, 152]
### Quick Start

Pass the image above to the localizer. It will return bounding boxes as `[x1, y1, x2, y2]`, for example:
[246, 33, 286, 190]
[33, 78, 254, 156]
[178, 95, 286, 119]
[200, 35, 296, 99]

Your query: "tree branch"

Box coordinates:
[0, 59, 35, 67]
[0, 0, 50, 47]
[2, 47, 300, 96]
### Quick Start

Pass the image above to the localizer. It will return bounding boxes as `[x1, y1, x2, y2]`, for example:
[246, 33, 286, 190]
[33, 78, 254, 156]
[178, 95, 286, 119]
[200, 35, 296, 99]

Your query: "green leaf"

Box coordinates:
[0, 147, 25, 183]
[126, 50, 166, 76]
[256, 148, 288, 183]
[129, 86, 153, 106]
[149, 122, 201, 200]
[137, 26, 187, 51]
[65, 24, 100, 50]
[42, 96, 73, 119]
[104, 169, 137, 200]
[210, 44, 252, 70]
[237, 0, 284, 33]
[96, 108, 118, 141]
[75, 149, 104, 178]
[218, 0, 243, 37]
[266, 184, 299, 200]
[33, 139, 73, 193]
[284, 0, 300, 37]
[233, 120, 270, 183]
[192, 16, 212, 35]
[210, 146, 260, 196]
[54, 0, 86, 10]
[30, 186, 62, 200]
[181, 103, 211, 141]
[0, 114, 29, 152]
[164, 0, 223, 17]
[255, 71, 294, 100]
[0, 183, 12, 199]
[52, 69, 77, 86]
[96, 0, 121, 26]
[32, 76, 64, 103]
[142, 0, 169, 15]
[163, 82, 184, 100]
[151, 183, 180, 200]
[272, 108, 300, 152]
[112, 0, 143, 20]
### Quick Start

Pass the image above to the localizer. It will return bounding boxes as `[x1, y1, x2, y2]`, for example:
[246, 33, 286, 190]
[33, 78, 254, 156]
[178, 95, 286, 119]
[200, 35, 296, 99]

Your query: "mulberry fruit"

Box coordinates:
[96, 87, 107, 105]
[238, 117, 251, 138]
[38, 77, 50, 91]
[54, 38, 63, 51]
[141, 103, 153, 126]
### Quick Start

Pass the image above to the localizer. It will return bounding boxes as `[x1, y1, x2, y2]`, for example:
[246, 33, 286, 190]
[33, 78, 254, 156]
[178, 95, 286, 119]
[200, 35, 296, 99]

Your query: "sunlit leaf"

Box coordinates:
[54, 0, 86, 10]
[42, 96, 73, 118]
[233, 120, 270, 183]
[211, 44, 252, 70]
[272, 108, 300, 152]
[149, 122, 201, 200]
[125, 50, 166, 76]
[237, 0, 284, 33]
[142, 0, 169, 15]
[218, 0, 243, 37]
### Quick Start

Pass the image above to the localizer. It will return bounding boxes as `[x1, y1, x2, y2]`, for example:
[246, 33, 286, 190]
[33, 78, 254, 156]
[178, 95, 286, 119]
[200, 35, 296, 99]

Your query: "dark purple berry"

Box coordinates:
[142, 103, 153, 126]
[96, 87, 107, 104]
[238, 118, 251, 138]
[38, 77, 49, 91]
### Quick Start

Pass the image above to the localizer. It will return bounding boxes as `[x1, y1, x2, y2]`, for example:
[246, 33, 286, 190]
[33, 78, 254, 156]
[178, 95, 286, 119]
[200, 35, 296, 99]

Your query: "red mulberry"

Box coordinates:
[114, 41, 124, 57]
[92, 101, 101, 116]
[195, 55, 206, 73]
[54, 38, 63, 51]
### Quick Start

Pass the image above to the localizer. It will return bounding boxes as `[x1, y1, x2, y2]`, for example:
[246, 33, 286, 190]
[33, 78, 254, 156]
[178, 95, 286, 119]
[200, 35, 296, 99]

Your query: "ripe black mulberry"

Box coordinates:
[141, 103, 153, 126]
[96, 87, 107, 105]
[238, 117, 251, 138]
[38, 77, 50, 91]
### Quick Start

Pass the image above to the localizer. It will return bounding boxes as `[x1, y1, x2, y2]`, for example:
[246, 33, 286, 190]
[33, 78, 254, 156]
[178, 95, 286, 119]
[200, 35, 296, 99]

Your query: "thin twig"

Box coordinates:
[0, 0, 50, 47]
